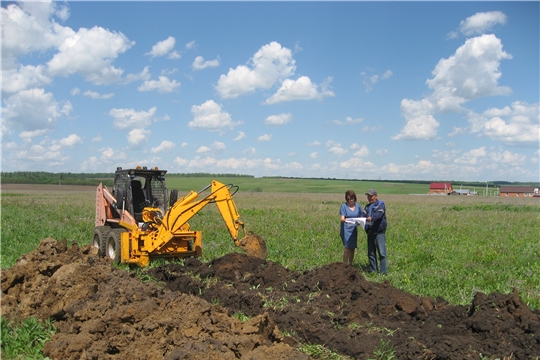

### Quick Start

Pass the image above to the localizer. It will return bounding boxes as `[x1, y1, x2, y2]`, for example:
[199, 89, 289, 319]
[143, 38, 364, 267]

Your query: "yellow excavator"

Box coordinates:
[93, 166, 267, 267]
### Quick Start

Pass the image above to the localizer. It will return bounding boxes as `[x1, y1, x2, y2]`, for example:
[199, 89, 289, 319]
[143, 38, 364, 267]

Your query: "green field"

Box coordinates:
[1, 180, 539, 310]
[163, 176, 432, 195]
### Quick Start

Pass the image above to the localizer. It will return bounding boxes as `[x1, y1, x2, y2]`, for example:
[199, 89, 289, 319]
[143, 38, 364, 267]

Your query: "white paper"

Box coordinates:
[345, 217, 367, 229]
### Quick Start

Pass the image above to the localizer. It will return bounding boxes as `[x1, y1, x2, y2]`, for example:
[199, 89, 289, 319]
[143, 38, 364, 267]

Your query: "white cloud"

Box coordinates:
[326, 140, 340, 147]
[264, 76, 334, 104]
[187, 156, 217, 169]
[192, 56, 220, 70]
[489, 149, 526, 165]
[1, 2, 74, 67]
[333, 116, 364, 125]
[2, 132, 83, 170]
[242, 147, 256, 155]
[212, 141, 226, 151]
[83, 90, 114, 99]
[138, 76, 180, 93]
[328, 146, 348, 156]
[361, 69, 393, 92]
[215, 41, 296, 99]
[454, 147, 487, 165]
[110, 106, 156, 130]
[392, 98, 439, 140]
[458, 11, 507, 36]
[310, 152, 318, 159]
[361, 125, 383, 133]
[468, 101, 540, 146]
[234, 131, 246, 141]
[337, 157, 377, 173]
[308, 141, 321, 147]
[282, 162, 304, 171]
[257, 134, 272, 142]
[19, 129, 50, 139]
[58, 134, 82, 147]
[2, 65, 52, 94]
[431, 149, 462, 163]
[196, 145, 211, 154]
[168, 51, 181, 60]
[196, 142, 226, 154]
[2, 88, 63, 135]
[188, 100, 242, 132]
[265, 113, 292, 126]
[127, 128, 150, 145]
[122, 66, 151, 85]
[151, 140, 175, 153]
[448, 126, 468, 137]
[47, 26, 134, 85]
[353, 145, 370, 157]
[11, 142, 68, 165]
[97, 147, 127, 162]
[161, 68, 178, 76]
[427, 34, 512, 111]
[174, 157, 189, 166]
[395, 34, 511, 140]
[146, 36, 177, 58]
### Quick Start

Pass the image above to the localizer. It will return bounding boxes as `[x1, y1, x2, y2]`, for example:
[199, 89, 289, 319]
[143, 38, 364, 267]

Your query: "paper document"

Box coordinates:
[345, 217, 367, 229]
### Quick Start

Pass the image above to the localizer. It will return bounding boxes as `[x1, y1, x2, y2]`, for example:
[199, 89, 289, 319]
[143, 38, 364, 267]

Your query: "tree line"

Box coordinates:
[1, 171, 537, 188]
[0, 171, 253, 187]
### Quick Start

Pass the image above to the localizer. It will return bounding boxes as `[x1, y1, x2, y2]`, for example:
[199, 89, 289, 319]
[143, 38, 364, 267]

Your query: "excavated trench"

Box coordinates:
[2, 238, 539, 359]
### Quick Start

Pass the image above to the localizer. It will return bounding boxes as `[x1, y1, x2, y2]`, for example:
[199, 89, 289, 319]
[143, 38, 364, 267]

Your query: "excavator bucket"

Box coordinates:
[238, 233, 268, 259]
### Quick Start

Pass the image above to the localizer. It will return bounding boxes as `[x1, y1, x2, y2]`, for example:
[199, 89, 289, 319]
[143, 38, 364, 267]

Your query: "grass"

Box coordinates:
[1, 183, 539, 311]
[298, 343, 346, 359]
[163, 176, 432, 195]
[1, 191, 94, 268]
[0, 317, 57, 359]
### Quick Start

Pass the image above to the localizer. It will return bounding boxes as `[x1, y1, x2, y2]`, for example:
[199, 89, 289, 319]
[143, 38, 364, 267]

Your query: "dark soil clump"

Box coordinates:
[2, 238, 539, 359]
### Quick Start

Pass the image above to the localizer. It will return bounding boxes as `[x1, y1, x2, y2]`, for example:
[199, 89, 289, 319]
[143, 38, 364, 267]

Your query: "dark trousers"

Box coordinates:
[367, 232, 387, 274]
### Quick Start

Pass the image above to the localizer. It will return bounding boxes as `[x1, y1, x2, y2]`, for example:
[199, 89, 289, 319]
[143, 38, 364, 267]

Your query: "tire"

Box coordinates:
[105, 229, 125, 264]
[92, 226, 111, 256]
[169, 189, 178, 207]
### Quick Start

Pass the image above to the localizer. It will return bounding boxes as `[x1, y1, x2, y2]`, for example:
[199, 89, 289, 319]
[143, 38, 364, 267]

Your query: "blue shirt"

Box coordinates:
[340, 202, 362, 244]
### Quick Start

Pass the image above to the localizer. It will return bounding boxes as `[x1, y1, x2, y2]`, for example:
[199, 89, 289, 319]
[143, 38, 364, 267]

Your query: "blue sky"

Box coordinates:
[2, 1, 539, 182]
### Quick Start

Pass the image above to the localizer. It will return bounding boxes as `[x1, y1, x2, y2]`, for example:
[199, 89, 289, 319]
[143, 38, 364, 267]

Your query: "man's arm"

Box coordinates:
[370, 201, 386, 222]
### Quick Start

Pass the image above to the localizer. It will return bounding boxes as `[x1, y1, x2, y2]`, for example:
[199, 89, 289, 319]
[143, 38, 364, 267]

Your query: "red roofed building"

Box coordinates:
[429, 182, 453, 195]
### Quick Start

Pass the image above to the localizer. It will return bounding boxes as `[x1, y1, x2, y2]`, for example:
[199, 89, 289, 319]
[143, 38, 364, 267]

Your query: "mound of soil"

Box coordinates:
[2, 238, 540, 359]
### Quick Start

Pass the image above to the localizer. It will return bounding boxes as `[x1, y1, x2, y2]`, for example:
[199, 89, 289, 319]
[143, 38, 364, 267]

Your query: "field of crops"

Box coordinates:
[2, 181, 539, 310]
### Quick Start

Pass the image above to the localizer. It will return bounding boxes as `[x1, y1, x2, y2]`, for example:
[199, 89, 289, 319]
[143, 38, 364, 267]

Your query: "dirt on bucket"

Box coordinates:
[2, 238, 539, 359]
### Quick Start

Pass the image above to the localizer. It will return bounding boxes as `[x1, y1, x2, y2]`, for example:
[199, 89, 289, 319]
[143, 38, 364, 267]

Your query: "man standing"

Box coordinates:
[363, 189, 387, 274]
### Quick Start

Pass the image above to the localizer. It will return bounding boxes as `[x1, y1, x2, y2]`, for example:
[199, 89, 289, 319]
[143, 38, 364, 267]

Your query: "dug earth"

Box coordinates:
[1, 238, 539, 359]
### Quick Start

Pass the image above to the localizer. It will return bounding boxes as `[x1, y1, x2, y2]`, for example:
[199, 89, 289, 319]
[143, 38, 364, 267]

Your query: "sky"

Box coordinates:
[1, 1, 539, 182]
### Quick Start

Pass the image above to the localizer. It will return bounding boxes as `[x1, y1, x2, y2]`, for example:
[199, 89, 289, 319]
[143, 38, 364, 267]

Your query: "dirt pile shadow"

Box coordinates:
[2, 238, 540, 359]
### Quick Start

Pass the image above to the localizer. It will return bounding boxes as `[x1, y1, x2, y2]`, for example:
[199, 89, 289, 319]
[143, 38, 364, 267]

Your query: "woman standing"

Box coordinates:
[339, 190, 362, 265]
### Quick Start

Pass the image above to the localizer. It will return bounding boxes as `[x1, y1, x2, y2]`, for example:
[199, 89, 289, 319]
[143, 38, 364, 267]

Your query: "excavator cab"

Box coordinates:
[112, 166, 169, 222]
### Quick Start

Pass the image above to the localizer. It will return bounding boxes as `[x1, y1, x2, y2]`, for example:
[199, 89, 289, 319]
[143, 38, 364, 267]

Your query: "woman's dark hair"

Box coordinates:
[345, 190, 356, 201]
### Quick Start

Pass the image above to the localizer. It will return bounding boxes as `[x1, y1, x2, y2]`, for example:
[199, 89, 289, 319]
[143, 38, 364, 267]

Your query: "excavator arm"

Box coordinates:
[149, 180, 267, 258]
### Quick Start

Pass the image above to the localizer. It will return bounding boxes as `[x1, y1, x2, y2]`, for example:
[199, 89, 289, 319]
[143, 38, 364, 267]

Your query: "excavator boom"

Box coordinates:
[158, 180, 267, 258]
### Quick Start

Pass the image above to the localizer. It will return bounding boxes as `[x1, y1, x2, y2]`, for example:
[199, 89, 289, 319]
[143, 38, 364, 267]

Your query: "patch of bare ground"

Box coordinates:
[2, 238, 539, 359]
